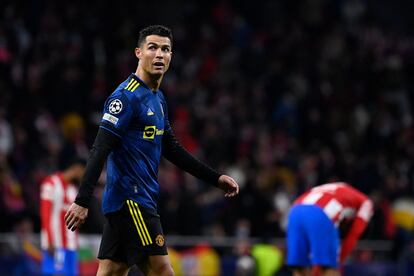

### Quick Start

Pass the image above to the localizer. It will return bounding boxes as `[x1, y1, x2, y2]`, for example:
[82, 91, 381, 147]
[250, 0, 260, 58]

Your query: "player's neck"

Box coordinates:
[62, 170, 73, 183]
[135, 70, 162, 91]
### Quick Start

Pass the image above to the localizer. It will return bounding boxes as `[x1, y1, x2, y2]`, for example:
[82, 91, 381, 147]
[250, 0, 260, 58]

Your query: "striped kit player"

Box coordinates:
[286, 182, 373, 275]
[40, 158, 86, 276]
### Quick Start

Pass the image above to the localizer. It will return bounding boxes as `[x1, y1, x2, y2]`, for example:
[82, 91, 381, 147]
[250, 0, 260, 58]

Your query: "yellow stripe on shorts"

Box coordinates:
[133, 201, 153, 245]
[126, 200, 147, 246]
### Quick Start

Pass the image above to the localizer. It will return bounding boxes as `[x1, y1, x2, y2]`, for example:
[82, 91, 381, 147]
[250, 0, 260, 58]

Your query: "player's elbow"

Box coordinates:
[358, 199, 374, 222]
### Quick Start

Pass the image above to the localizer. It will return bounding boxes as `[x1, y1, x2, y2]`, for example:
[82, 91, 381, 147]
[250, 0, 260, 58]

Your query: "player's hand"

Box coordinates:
[64, 203, 88, 232]
[217, 175, 239, 198]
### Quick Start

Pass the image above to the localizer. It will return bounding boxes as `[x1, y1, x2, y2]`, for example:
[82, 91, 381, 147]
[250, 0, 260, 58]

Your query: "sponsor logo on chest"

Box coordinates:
[143, 126, 164, 139]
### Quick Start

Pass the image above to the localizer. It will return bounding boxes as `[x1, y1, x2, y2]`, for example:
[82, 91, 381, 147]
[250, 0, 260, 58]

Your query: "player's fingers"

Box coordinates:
[226, 191, 236, 197]
[66, 218, 75, 230]
[66, 215, 79, 230]
[73, 219, 84, 231]
[69, 219, 82, 232]
[66, 214, 78, 227]
[231, 181, 239, 193]
[229, 181, 239, 195]
[222, 181, 234, 196]
[64, 214, 71, 226]
[225, 189, 237, 197]
[64, 212, 73, 224]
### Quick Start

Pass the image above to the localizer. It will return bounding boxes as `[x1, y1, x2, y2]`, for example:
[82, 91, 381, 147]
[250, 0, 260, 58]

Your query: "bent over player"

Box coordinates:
[286, 182, 373, 276]
[64, 25, 239, 276]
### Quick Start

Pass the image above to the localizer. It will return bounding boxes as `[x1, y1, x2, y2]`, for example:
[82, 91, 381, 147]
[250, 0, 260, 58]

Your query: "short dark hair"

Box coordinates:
[137, 25, 173, 47]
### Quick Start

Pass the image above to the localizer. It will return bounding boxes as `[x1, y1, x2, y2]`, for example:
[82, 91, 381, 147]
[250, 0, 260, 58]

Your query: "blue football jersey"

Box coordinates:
[99, 74, 171, 214]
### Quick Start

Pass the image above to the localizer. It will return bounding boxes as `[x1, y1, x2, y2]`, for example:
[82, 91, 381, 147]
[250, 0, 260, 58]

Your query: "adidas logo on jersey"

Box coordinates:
[147, 108, 154, 116]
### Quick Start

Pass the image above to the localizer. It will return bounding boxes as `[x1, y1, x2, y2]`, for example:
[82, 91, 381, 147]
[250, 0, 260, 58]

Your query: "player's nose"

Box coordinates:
[155, 48, 164, 57]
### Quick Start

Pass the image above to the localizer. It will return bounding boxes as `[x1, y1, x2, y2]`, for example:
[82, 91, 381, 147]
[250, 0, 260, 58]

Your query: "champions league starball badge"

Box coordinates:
[109, 99, 123, 114]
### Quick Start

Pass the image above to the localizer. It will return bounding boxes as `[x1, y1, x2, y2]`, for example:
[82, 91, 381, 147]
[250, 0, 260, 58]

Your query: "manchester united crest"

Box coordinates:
[155, 234, 165, 247]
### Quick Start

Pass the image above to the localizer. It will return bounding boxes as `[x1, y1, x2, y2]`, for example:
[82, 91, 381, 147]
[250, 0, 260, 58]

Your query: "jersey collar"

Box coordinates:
[130, 73, 159, 93]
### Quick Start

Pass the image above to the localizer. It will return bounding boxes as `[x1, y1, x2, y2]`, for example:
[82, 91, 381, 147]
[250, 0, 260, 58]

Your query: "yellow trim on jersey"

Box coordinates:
[133, 201, 153, 245]
[126, 200, 147, 246]
[125, 79, 136, 90]
[130, 82, 140, 92]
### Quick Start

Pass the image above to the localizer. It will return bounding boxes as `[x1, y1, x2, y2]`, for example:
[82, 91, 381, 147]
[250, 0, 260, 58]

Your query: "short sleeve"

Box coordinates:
[100, 92, 134, 137]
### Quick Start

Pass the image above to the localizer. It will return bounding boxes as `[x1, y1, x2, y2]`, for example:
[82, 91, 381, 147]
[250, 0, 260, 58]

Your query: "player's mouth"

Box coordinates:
[153, 62, 164, 68]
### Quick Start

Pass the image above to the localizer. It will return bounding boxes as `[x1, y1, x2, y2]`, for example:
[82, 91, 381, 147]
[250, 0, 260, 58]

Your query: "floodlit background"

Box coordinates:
[1, 0, 414, 275]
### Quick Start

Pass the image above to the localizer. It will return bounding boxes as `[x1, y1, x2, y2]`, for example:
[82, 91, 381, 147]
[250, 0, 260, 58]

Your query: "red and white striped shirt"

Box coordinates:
[294, 182, 373, 262]
[294, 182, 372, 226]
[40, 173, 78, 251]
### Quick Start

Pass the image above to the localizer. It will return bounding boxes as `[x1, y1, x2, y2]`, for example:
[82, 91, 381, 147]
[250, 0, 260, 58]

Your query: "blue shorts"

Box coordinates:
[42, 248, 78, 275]
[286, 204, 340, 268]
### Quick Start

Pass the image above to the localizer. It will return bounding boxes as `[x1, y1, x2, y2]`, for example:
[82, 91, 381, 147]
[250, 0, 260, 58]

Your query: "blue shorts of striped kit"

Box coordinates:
[42, 248, 78, 275]
[286, 204, 340, 268]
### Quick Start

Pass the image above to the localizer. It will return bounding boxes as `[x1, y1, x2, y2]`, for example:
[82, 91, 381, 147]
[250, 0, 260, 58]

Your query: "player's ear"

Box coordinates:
[135, 47, 142, 59]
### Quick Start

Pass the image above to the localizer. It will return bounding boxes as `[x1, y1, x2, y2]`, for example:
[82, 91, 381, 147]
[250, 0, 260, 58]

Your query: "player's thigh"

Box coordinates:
[146, 255, 174, 275]
[292, 268, 311, 276]
[320, 268, 340, 276]
[97, 259, 129, 276]
[286, 205, 311, 267]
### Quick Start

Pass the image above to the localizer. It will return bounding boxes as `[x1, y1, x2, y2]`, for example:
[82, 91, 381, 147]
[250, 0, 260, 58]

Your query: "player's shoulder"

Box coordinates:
[111, 74, 149, 100]
[40, 175, 52, 185]
[122, 74, 142, 93]
[102, 75, 146, 116]
[41, 173, 58, 185]
[110, 75, 136, 97]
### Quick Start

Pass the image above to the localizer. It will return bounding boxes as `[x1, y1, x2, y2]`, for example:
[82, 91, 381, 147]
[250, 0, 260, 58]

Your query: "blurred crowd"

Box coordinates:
[1, 0, 414, 261]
